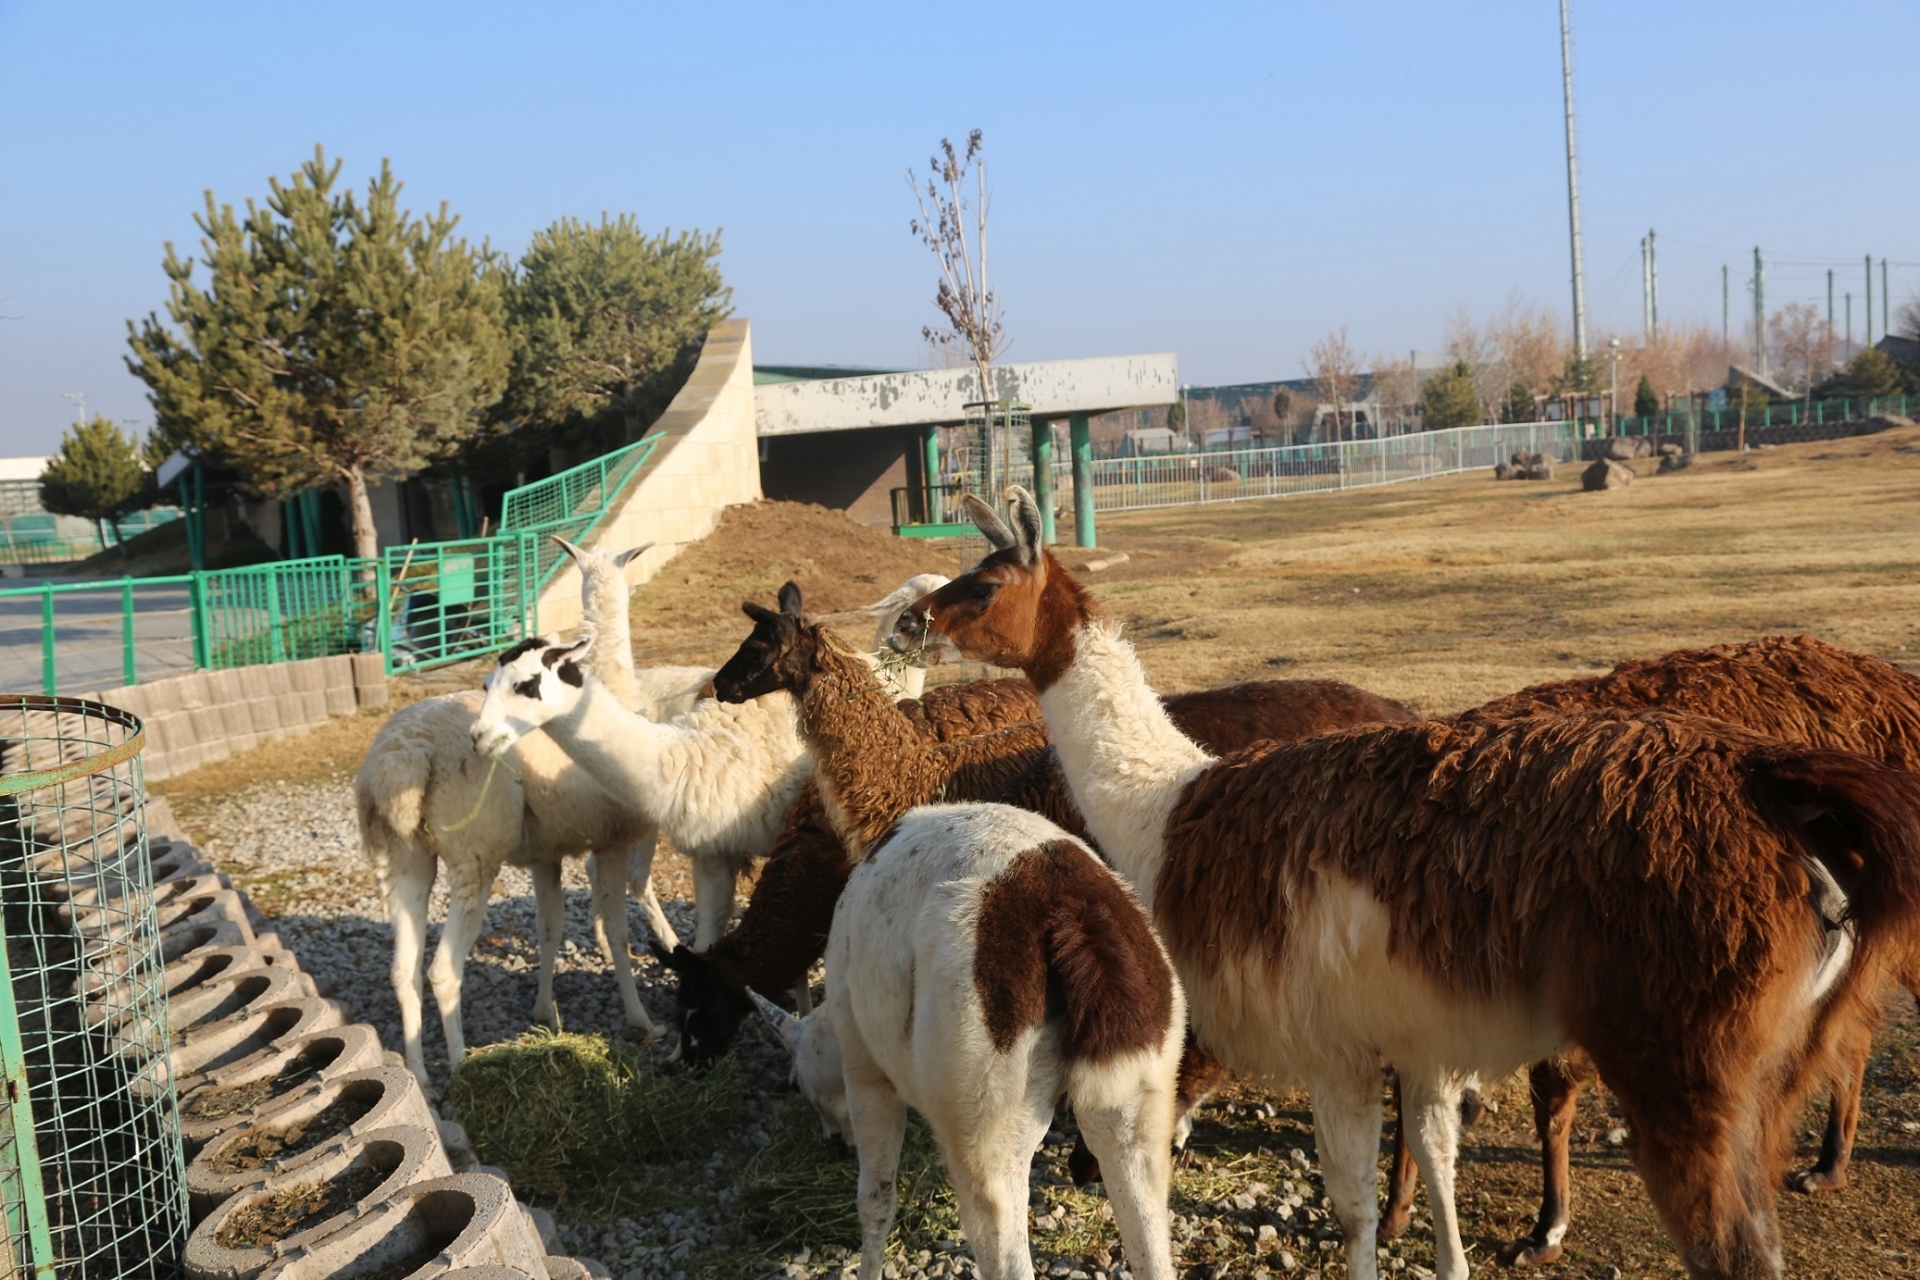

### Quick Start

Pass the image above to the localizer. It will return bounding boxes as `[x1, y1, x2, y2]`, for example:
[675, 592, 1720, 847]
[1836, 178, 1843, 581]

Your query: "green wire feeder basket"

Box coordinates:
[0, 695, 188, 1278]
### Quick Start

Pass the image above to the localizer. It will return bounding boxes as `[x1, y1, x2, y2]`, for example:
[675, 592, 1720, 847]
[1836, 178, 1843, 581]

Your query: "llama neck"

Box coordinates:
[581, 573, 639, 705]
[1036, 622, 1213, 910]
[794, 633, 939, 856]
[542, 680, 670, 821]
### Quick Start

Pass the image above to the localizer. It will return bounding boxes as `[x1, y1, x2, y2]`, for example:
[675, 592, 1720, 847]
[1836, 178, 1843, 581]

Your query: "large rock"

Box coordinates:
[1657, 452, 1693, 474]
[1582, 458, 1634, 491]
[1600, 435, 1652, 460]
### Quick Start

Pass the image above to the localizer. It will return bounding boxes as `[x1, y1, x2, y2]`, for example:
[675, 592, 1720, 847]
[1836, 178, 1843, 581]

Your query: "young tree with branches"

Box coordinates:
[39, 416, 153, 558]
[910, 130, 1008, 494]
[1306, 327, 1360, 443]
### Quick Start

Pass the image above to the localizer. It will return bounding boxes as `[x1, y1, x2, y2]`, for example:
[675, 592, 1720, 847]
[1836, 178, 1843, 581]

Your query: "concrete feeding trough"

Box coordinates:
[178, 1024, 386, 1155]
[251, 1174, 550, 1280]
[173, 997, 350, 1082]
[188, 1067, 439, 1219]
[184, 1125, 453, 1280]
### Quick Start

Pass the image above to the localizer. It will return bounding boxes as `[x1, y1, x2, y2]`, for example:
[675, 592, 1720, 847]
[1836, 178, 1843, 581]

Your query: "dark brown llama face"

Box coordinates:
[714, 581, 812, 704]
[891, 488, 1086, 688]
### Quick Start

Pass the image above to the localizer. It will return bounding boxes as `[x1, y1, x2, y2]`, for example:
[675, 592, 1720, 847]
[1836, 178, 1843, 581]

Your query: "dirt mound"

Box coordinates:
[629, 501, 962, 667]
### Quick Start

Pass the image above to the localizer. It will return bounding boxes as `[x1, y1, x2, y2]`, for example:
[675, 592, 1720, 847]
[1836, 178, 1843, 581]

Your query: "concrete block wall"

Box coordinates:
[534, 319, 763, 636]
[84, 652, 390, 783]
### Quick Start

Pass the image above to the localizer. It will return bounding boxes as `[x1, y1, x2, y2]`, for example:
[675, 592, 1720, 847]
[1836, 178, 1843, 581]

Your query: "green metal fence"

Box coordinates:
[1611, 393, 1916, 437]
[0, 431, 668, 694]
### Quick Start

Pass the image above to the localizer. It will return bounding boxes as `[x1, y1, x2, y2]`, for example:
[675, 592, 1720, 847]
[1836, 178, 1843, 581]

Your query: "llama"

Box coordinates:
[862, 572, 949, 699]
[892, 487, 1920, 1280]
[357, 538, 710, 1086]
[470, 635, 815, 955]
[659, 584, 1410, 1067]
[747, 804, 1185, 1280]
[1365, 634, 1920, 1265]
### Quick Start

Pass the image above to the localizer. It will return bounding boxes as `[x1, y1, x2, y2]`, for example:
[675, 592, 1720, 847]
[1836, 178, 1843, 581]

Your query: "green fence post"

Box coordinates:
[0, 918, 59, 1280]
[922, 425, 941, 524]
[122, 577, 137, 687]
[1030, 418, 1056, 545]
[40, 582, 55, 695]
[1070, 413, 1095, 547]
[266, 572, 283, 664]
[189, 573, 208, 668]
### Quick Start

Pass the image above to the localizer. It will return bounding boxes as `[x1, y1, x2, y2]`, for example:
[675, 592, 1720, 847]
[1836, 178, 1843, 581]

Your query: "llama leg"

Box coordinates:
[591, 846, 656, 1040]
[1074, 1078, 1178, 1280]
[1399, 1069, 1470, 1280]
[385, 854, 435, 1089]
[1500, 1053, 1590, 1266]
[426, 882, 491, 1069]
[844, 1072, 910, 1280]
[530, 859, 565, 1028]
[1380, 1072, 1419, 1240]
[1308, 1065, 1384, 1280]
[939, 1100, 1051, 1280]
[1791, 1018, 1869, 1193]
[626, 831, 681, 952]
[689, 854, 738, 951]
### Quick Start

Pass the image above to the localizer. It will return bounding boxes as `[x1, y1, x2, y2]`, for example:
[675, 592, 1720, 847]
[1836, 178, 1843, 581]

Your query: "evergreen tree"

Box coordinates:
[39, 417, 151, 557]
[1633, 373, 1660, 418]
[126, 147, 510, 559]
[1500, 380, 1536, 425]
[1552, 351, 1600, 396]
[1421, 360, 1481, 431]
[503, 215, 731, 457]
[1166, 399, 1187, 436]
[1837, 347, 1905, 400]
[1271, 387, 1292, 425]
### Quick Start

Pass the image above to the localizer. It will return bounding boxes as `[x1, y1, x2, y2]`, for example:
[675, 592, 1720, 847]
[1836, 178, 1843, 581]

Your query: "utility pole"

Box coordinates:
[1866, 255, 1874, 347]
[1846, 293, 1853, 358]
[1649, 228, 1659, 340]
[1722, 265, 1730, 351]
[1882, 257, 1890, 339]
[1753, 247, 1766, 376]
[1559, 0, 1589, 360]
[1641, 235, 1652, 341]
[1828, 270, 1834, 331]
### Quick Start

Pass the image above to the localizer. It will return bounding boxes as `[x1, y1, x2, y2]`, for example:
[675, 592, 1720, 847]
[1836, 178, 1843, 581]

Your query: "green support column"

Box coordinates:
[922, 425, 941, 523]
[1070, 412, 1096, 548]
[1030, 418, 1056, 545]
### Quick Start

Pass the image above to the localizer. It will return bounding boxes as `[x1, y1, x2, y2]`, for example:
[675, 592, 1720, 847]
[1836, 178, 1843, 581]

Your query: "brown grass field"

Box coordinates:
[158, 425, 1920, 1277]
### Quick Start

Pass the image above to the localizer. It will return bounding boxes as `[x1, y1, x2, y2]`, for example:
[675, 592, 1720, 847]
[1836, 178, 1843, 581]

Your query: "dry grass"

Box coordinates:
[154, 428, 1920, 1276]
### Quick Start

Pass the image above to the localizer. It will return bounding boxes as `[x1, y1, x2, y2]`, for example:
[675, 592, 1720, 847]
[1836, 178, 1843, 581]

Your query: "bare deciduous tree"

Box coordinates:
[1306, 327, 1360, 442]
[1767, 303, 1836, 393]
[1369, 352, 1420, 432]
[910, 130, 1008, 492]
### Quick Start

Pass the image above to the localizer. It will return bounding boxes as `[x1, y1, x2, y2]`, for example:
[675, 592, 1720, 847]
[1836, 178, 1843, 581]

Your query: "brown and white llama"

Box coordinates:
[747, 803, 1186, 1280]
[1373, 633, 1920, 1265]
[892, 487, 1920, 1280]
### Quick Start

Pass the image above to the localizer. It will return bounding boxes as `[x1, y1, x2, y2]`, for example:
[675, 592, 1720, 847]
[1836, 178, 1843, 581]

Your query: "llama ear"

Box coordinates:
[612, 543, 653, 569]
[648, 939, 681, 969]
[1005, 486, 1044, 564]
[962, 493, 1018, 552]
[544, 634, 593, 670]
[553, 535, 586, 563]
[778, 581, 803, 620]
[747, 988, 804, 1054]
[742, 601, 783, 629]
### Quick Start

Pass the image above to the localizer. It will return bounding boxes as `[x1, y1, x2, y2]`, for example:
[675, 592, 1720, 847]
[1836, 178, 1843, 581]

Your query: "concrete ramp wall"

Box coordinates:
[534, 319, 762, 635]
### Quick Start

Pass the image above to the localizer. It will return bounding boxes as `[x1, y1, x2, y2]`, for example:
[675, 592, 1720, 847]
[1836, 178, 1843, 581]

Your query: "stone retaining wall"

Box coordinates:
[81, 652, 389, 782]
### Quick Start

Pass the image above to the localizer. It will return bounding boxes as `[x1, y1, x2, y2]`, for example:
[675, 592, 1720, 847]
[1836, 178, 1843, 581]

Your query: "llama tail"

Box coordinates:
[1751, 746, 1920, 976]
[1041, 883, 1181, 1072]
[362, 741, 433, 843]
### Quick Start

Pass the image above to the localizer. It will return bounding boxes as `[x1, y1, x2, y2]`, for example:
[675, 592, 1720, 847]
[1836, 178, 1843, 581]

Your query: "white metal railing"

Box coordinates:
[957, 420, 1583, 516]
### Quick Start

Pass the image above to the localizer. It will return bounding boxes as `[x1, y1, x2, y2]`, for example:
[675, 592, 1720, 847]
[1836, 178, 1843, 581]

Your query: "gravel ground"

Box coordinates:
[193, 780, 1340, 1280]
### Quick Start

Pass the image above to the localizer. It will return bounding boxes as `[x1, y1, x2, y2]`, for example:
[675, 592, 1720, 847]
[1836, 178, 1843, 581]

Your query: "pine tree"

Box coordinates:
[1271, 387, 1292, 425]
[1633, 373, 1660, 418]
[502, 215, 731, 457]
[1500, 380, 1536, 425]
[126, 147, 510, 559]
[1838, 347, 1905, 400]
[1421, 361, 1482, 431]
[1166, 400, 1187, 436]
[39, 417, 151, 557]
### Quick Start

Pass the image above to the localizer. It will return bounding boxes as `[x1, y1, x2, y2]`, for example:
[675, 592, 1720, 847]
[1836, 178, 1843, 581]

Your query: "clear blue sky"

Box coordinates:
[3, 0, 1914, 456]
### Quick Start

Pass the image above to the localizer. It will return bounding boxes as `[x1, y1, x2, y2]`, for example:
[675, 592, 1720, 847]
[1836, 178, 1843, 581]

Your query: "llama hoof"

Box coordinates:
[1789, 1167, 1848, 1194]
[1496, 1235, 1564, 1267]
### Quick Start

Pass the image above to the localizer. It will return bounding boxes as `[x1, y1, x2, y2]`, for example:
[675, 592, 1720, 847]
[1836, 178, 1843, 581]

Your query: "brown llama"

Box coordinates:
[892, 487, 1920, 1280]
[662, 581, 1413, 1073]
[1371, 634, 1920, 1265]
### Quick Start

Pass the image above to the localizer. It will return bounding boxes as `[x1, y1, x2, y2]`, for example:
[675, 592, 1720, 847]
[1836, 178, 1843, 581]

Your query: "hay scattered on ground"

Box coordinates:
[449, 1029, 737, 1203]
[730, 1096, 959, 1257]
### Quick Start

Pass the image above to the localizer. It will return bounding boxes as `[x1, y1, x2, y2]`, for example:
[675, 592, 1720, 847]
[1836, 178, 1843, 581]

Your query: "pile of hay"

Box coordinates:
[448, 1030, 736, 1202]
[734, 1096, 958, 1253]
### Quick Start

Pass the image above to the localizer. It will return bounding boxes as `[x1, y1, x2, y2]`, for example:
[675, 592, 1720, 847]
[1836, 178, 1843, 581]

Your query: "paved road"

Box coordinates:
[0, 581, 197, 695]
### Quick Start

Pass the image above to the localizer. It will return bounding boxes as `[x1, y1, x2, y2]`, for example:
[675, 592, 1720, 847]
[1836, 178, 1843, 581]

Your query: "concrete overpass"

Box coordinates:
[753, 353, 1179, 546]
